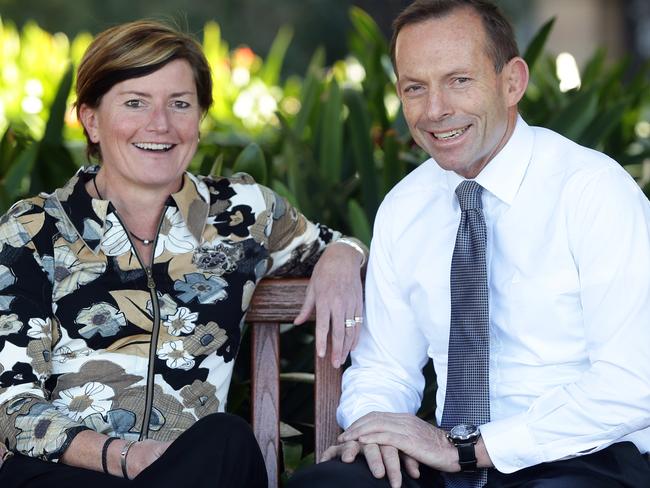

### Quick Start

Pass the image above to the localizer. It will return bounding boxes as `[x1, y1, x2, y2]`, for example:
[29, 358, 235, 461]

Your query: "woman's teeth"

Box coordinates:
[134, 142, 173, 151]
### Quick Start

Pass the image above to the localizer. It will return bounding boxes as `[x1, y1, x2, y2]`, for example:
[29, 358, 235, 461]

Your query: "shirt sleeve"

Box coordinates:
[0, 206, 89, 462]
[481, 166, 650, 472]
[337, 198, 430, 428]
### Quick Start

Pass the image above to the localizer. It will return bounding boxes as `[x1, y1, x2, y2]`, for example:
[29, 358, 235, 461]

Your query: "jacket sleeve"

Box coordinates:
[0, 204, 89, 462]
[257, 184, 367, 276]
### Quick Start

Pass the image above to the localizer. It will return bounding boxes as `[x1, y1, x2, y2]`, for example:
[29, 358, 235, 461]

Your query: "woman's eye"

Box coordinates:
[124, 99, 143, 108]
[173, 100, 190, 109]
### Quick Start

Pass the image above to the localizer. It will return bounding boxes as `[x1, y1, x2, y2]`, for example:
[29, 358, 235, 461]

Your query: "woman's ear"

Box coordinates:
[502, 57, 529, 107]
[78, 104, 99, 143]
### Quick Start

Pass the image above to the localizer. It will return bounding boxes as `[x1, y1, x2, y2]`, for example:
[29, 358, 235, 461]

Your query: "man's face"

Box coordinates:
[395, 8, 519, 178]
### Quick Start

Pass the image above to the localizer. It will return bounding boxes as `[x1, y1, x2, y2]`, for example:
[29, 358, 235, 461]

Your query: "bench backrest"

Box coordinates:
[247, 278, 342, 487]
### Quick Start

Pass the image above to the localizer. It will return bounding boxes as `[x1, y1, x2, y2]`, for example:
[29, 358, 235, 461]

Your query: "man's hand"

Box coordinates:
[338, 412, 461, 473]
[321, 440, 420, 488]
[294, 241, 364, 368]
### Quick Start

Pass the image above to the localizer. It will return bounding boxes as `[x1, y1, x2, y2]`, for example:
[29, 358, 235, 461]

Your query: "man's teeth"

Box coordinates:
[134, 142, 173, 151]
[433, 126, 468, 140]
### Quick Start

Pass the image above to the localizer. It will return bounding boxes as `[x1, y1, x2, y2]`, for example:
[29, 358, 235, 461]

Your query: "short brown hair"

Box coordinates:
[390, 0, 519, 75]
[75, 20, 213, 161]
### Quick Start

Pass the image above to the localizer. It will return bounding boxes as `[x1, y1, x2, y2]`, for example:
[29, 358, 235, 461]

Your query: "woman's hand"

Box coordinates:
[123, 439, 172, 479]
[294, 241, 365, 368]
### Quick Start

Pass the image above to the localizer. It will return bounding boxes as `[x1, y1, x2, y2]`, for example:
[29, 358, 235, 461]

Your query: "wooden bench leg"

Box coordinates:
[251, 323, 280, 488]
[314, 349, 342, 462]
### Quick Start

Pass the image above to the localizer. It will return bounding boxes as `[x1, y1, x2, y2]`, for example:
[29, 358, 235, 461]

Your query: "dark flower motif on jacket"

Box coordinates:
[213, 205, 256, 238]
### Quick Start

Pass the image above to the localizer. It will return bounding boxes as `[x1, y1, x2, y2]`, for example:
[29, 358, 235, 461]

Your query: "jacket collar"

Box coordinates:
[51, 166, 210, 255]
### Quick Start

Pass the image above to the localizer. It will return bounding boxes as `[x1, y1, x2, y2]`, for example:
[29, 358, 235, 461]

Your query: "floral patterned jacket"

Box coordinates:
[0, 166, 341, 462]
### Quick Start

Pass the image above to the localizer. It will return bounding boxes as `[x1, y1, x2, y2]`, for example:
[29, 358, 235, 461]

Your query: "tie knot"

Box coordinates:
[455, 180, 483, 211]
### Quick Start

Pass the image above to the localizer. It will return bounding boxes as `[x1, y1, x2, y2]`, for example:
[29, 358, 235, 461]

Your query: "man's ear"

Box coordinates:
[78, 104, 99, 143]
[502, 57, 529, 107]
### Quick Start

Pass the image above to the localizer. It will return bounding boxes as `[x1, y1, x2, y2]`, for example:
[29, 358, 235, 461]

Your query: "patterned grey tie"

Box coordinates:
[441, 180, 490, 488]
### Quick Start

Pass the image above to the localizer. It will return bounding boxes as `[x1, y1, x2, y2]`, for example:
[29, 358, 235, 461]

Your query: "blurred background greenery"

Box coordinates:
[1, 0, 649, 478]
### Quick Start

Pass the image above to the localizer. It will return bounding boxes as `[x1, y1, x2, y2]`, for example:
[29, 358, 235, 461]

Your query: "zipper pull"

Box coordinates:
[145, 267, 155, 289]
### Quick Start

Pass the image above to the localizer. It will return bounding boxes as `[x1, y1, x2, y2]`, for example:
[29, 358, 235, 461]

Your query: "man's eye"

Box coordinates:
[404, 85, 422, 94]
[455, 77, 470, 85]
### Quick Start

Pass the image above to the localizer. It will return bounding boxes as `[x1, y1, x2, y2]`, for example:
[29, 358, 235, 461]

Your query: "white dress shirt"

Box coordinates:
[338, 116, 650, 473]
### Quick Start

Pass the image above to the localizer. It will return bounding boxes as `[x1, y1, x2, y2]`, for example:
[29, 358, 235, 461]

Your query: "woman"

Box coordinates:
[0, 20, 366, 486]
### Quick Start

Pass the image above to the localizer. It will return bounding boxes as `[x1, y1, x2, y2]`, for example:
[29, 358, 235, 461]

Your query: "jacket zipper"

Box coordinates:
[114, 211, 165, 440]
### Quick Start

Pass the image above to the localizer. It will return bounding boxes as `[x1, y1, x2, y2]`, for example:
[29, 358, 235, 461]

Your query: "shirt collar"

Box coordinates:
[444, 115, 534, 206]
[51, 166, 210, 254]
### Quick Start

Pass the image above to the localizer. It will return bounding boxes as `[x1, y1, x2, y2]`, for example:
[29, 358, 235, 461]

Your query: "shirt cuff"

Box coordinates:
[480, 413, 542, 473]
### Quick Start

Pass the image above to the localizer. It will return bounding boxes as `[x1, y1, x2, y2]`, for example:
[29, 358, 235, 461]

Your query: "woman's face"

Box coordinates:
[80, 59, 201, 192]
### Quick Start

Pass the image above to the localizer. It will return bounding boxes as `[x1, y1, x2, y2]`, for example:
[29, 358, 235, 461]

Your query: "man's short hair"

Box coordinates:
[390, 0, 519, 75]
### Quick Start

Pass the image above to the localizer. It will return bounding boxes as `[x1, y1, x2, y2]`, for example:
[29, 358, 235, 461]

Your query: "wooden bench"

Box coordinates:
[247, 278, 342, 487]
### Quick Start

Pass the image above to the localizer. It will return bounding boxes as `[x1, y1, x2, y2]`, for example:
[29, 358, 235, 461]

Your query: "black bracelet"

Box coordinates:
[101, 437, 119, 475]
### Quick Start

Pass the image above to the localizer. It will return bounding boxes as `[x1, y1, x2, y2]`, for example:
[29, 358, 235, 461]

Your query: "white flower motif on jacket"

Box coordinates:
[0, 264, 16, 310]
[53, 382, 115, 421]
[50, 244, 106, 301]
[100, 214, 131, 256]
[154, 207, 196, 257]
[75, 302, 127, 339]
[164, 307, 198, 336]
[0, 313, 23, 336]
[27, 318, 51, 339]
[157, 340, 195, 370]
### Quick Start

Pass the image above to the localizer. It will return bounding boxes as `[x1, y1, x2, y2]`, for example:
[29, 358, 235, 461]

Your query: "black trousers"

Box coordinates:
[0, 413, 267, 488]
[286, 442, 650, 488]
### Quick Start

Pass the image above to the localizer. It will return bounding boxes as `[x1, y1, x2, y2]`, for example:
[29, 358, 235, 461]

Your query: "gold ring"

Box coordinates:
[344, 318, 356, 328]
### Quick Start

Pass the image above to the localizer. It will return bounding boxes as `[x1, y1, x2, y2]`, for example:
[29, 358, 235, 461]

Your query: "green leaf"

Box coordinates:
[347, 199, 372, 245]
[523, 17, 555, 72]
[581, 48, 607, 87]
[233, 143, 268, 185]
[382, 129, 405, 194]
[294, 59, 324, 139]
[319, 79, 343, 184]
[577, 100, 630, 149]
[210, 153, 224, 177]
[3, 143, 38, 201]
[545, 88, 600, 141]
[42, 65, 73, 145]
[344, 88, 380, 220]
[261, 25, 293, 87]
[349, 6, 388, 50]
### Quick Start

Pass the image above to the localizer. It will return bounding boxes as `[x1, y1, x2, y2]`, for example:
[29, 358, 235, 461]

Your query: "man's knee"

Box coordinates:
[287, 458, 390, 488]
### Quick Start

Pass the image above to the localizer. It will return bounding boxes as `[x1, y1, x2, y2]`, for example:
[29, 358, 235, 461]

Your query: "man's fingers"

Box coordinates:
[361, 443, 386, 479]
[402, 454, 420, 479]
[340, 441, 361, 463]
[380, 445, 403, 488]
[320, 444, 341, 462]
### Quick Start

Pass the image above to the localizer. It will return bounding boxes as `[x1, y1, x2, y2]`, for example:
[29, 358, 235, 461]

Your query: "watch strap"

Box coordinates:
[456, 442, 478, 472]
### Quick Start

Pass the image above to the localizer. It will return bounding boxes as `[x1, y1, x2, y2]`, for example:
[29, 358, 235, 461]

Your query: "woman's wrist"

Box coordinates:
[333, 237, 368, 267]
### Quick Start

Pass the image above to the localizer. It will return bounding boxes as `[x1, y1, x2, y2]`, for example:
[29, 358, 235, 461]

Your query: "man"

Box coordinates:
[288, 0, 650, 487]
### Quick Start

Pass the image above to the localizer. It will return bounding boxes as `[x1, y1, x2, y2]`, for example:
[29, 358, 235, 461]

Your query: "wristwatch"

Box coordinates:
[447, 423, 481, 472]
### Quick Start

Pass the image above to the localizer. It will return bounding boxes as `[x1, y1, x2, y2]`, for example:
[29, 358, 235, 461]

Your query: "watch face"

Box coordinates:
[449, 424, 479, 440]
